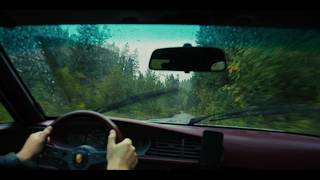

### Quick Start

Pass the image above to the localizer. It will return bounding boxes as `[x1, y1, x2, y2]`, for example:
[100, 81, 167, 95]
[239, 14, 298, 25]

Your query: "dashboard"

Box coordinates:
[51, 118, 212, 163]
[34, 116, 320, 170]
[38, 116, 223, 170]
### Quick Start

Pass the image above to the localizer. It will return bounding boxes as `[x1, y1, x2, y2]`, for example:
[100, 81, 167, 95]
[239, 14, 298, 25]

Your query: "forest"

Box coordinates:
[0, 25, 320, 136]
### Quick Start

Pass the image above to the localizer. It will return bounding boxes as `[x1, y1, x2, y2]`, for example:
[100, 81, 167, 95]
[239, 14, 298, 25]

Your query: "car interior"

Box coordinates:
[0, 10, 320, 170]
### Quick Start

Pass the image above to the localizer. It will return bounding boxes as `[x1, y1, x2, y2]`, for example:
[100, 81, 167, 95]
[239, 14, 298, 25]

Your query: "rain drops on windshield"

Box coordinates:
[1, 24, 320, 136]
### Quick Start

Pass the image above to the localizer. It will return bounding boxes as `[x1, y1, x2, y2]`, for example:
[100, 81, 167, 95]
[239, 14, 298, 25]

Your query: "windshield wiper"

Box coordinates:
[92, 87, 179, 113]
[187, 104, 320, 125]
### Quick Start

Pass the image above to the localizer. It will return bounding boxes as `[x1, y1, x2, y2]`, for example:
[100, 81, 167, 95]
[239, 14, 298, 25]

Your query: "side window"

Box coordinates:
[0, 102, 13, 123]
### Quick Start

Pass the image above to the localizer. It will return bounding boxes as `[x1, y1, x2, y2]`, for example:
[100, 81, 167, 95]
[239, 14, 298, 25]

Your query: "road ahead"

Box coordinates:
[147, 112, 195, 124]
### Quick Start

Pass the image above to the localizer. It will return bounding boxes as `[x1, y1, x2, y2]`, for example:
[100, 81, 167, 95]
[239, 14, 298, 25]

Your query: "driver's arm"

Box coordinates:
[1, 126, 138, 170]
[0, 152, 25, 169]
[0, 126, 52, 169]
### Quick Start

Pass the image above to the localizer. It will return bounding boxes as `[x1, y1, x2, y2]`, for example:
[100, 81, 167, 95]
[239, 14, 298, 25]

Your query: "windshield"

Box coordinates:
[0, 24, 320, 136]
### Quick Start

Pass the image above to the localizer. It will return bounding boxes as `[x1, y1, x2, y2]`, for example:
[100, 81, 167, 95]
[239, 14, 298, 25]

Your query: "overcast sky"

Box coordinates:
[106, 24, 199, 81]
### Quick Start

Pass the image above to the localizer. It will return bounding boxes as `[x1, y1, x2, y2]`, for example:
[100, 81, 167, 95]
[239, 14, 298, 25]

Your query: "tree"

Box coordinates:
[0, 26, 71, 115]
[190, 25, 320, 134]
[69, 25, 111, 80]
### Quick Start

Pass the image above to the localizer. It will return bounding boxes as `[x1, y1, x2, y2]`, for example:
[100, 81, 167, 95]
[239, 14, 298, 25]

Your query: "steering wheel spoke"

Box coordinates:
[44, 144, 72, 160]
[87, 150, 107, 167]
[39, 144, 72, 169]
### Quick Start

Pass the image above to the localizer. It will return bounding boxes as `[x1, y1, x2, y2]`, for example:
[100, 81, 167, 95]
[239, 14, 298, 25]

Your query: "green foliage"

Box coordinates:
[0, 104, 12, 123]
[190, 25, 320, 135]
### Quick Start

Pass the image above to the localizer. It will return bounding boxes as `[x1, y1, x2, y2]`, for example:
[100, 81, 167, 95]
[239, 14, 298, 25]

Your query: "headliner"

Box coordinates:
[0, 10, 319, 28]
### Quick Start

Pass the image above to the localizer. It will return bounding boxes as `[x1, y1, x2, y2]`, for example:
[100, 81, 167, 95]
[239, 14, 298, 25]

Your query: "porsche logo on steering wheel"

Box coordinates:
[75, 153, 84, 164]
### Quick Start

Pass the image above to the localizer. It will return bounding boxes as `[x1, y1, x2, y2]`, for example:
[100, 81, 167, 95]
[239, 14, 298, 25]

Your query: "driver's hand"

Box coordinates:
[106, 130, 138, 170]
[16, 126, 52, 163]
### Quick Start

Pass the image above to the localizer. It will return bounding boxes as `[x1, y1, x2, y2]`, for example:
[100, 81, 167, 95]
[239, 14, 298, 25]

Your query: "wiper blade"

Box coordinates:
[93, 87, 179, 113]
[187, 104, 320, 125]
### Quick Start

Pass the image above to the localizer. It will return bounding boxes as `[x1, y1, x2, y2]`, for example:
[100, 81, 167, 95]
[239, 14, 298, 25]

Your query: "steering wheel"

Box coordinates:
[41, 110, 124, 170]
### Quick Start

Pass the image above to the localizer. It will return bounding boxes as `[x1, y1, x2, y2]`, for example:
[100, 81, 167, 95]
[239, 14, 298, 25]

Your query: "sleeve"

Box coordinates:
[0, 152, 37, 169]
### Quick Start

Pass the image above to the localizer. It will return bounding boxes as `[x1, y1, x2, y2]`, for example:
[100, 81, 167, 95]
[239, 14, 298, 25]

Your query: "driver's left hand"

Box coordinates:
[16, 126, 52, 163]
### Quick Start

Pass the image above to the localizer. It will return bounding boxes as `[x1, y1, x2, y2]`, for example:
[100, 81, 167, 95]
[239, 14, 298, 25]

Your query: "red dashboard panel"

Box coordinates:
[39, 116, 320, 170]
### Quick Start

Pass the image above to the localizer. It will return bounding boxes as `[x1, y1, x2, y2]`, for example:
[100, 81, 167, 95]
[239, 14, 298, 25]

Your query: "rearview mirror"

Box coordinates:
[149, 46, 227, 73]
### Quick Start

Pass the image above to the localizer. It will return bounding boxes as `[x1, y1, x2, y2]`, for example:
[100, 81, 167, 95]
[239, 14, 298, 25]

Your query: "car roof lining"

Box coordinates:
[0, 10, 319, 28]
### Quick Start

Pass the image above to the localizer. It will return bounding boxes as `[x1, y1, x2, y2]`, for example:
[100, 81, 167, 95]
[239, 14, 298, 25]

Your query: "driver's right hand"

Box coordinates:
[106, 130, 138, 170]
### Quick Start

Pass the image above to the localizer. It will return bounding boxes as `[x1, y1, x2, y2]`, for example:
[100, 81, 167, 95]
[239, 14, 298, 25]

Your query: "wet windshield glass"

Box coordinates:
[0, 24, 319, 136]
